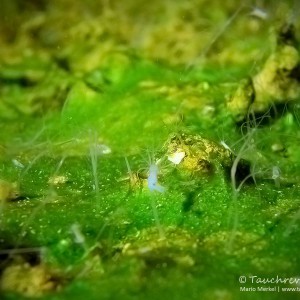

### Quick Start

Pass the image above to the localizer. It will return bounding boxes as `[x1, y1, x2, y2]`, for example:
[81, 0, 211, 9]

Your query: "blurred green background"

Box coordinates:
[0, 1, 300, 299]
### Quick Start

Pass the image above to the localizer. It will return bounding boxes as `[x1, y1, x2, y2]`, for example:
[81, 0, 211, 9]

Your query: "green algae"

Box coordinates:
[1, 1, 300, 300]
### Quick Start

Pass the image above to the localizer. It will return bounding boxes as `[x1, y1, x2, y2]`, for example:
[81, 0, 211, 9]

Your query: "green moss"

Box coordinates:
[1, 1, 300, 299]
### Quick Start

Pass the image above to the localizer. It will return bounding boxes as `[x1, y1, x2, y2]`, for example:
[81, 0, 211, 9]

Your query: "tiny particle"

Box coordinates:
[48, 176, 68, 185]
[12, 159, 25, 169]
[249, 7, 269, 20]
[96, 144, 111, 155]
[167, 151, 185, 165]
[271, 143, 284, 153]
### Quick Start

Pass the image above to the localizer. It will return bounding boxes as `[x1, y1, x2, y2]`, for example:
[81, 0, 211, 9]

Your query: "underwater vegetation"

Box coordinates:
[0, 0, 300, 299]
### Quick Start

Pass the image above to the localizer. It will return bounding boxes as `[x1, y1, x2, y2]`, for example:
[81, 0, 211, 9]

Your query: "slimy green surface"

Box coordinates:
[0, 1, 300, 299]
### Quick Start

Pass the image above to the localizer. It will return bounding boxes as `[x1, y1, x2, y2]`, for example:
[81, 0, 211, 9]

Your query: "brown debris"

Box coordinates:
[0, 261, 61, 297]
[228, 23, 300, 122]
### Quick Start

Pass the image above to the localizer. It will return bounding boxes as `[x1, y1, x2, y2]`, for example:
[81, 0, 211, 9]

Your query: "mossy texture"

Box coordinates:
[0, 1, 300, 299]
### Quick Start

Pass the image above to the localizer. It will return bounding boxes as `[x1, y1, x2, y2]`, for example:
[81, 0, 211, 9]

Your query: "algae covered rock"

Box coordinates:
[228, 23, 300, 121]
[227, 78, 255, 122]
[163, 132, 232, 176]
[124, 132, 233, 192]
[0, 261, 61, 297]
[252, 43, 300, 112]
